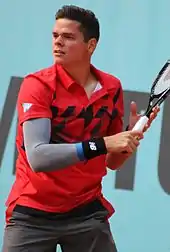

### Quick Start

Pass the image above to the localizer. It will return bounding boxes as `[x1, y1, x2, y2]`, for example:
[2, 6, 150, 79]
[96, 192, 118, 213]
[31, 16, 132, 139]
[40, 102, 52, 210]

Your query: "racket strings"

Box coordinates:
[153, 63, 170, 95]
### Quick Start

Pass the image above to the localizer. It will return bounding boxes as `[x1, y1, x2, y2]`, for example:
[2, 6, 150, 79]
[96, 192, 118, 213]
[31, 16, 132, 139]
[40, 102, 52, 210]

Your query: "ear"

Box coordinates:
[88, 38, 97, 54]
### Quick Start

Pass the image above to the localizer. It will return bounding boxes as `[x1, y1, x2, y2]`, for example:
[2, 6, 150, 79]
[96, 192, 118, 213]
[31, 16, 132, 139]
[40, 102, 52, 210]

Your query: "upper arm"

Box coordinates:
[108, 81, 124, 135]
[23, 118, 51, 150]
[17, 76, 54, 125]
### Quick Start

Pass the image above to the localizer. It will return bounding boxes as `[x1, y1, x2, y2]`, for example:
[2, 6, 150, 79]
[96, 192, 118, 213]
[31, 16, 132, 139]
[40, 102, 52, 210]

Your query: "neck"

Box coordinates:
[62, 62, 92, 86]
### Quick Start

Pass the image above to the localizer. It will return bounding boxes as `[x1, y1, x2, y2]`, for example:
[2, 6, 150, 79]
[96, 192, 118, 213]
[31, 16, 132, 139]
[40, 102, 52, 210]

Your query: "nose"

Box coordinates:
[54, 35, 64, 47]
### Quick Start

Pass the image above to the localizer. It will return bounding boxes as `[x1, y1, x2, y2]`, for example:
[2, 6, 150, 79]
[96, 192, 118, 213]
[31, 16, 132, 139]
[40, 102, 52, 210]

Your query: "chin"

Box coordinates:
[54, 57, 65, 65]
[54, 57, 73, 68]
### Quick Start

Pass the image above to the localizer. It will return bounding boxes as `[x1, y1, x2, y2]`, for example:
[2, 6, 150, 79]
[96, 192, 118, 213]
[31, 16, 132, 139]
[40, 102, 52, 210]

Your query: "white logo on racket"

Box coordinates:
[89, 142, 97, 151]
[164, 69, 170, 82]
[155, 67, 170, 95]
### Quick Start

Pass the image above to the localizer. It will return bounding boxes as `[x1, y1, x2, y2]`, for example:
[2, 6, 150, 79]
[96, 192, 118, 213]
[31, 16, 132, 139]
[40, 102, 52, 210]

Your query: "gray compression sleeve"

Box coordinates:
[23, 118, 82, 172]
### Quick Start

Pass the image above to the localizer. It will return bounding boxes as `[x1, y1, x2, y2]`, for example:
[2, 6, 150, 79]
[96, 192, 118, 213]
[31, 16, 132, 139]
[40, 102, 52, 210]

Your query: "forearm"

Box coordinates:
[106, 152, 130, 170]
[27, 142, 81, 172]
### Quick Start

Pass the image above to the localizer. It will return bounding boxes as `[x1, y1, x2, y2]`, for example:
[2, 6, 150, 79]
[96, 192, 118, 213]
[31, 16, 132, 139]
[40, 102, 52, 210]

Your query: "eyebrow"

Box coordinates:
[52, 31, 75, 37]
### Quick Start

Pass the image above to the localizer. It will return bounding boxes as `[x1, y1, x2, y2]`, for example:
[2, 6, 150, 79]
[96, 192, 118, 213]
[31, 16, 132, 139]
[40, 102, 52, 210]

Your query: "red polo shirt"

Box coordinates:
[5, 64, 124, 223]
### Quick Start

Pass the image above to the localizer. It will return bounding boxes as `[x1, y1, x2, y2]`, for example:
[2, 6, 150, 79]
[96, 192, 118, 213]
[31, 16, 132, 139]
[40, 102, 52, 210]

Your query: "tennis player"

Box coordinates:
[2, 5, 158, 252]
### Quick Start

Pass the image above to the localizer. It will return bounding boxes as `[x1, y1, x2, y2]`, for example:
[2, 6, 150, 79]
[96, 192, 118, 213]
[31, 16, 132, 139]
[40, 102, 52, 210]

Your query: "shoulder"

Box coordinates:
[22, 65, 57, 91]
[18, 65, 57, 101]
[27, 65, 56, 79]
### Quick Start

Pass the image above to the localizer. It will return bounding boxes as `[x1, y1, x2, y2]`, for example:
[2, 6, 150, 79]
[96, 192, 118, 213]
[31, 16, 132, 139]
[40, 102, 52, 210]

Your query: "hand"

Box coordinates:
[128, 101, 160, 132]
[104, 130, 143, 154]
[143, 106, 160, 132]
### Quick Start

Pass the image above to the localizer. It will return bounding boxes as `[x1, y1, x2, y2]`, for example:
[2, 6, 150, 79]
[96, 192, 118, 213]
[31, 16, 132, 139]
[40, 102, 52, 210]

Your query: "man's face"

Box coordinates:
[52, 18, 96, 66]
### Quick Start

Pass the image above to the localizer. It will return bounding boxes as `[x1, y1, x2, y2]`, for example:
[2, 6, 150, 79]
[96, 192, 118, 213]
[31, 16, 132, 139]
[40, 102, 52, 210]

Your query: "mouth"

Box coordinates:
[53, 50, 65, 56]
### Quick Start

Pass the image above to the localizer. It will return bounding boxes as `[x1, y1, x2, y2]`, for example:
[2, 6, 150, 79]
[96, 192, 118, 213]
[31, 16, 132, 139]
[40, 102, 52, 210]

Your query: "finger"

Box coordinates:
[143, 124, 149, 132]
[130, 130, 143, 139]
[153, 106, 160, 112]
[132, 137, 140, 146]
[130, 101, 138, 116]
[126, 142, 137, 153]
[151, 106, 160, 117]
[124, 135, 140, 153]
[150, 112, 155, 120]
[124, 145, 133, 154]
[148, 110, 158, 124]
[151, 109, 158, 119]
[157, 107, 160, 112]
[135, 133, 144, 140]
[136, 135, 144, 140]
[130, 141, 138, 151]
[126, 132, 140, 142]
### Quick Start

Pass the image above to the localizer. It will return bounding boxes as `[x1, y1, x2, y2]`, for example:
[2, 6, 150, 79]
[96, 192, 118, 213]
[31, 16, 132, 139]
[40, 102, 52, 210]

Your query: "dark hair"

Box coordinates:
[55, 5, 100, 42]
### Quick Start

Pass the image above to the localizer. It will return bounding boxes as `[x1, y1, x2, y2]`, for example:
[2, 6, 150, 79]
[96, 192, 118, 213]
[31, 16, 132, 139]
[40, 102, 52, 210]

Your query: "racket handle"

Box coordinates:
[122, 115, 148, 154]
[132, 115, 149, 131]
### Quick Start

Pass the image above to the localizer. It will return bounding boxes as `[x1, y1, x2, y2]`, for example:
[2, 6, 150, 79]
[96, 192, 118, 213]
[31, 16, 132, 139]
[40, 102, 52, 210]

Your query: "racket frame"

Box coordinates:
[145, 60, 170, 116]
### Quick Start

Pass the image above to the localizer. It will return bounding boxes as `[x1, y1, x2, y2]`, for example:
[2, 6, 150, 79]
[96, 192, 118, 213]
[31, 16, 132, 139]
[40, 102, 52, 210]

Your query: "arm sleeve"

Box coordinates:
[107, 82, 124, 135]
[23, 118, 81, 172]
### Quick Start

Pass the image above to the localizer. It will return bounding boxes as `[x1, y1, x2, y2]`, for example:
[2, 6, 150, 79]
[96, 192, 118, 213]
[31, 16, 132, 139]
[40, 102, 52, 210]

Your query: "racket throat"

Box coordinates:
[144, 106, 151, 118]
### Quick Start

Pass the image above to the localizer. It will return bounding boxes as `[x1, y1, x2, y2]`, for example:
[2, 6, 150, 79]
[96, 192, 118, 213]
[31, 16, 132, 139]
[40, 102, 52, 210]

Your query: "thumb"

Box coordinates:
[130, 101, 137, 116]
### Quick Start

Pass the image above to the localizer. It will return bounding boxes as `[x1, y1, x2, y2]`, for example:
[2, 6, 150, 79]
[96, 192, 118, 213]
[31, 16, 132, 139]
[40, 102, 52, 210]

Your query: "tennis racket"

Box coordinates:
[132, 59, 170, 131]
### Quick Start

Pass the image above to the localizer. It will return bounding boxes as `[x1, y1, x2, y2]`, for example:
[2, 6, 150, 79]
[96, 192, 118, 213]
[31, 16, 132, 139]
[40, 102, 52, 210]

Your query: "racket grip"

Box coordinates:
[132, 115, 149, 131]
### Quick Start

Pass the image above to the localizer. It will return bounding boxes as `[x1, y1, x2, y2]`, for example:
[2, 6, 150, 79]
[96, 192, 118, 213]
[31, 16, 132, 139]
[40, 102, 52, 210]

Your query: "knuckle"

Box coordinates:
[122, 143, 127, 148]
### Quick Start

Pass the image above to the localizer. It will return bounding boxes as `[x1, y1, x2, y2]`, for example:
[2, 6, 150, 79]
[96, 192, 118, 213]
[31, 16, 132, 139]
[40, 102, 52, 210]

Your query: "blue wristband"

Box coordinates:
[76, 143, 86, 161]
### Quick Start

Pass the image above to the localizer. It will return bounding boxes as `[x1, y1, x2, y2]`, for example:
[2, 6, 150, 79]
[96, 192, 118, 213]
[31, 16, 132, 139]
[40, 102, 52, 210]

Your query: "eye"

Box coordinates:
[52, 32, 58, 38]
[63, 34, 75, 40]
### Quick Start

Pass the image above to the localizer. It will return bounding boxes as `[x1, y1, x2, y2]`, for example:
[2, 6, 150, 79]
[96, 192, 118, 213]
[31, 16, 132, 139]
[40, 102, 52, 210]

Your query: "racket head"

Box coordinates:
[144, 60, 170, 116]
[151, 60, 170, 98]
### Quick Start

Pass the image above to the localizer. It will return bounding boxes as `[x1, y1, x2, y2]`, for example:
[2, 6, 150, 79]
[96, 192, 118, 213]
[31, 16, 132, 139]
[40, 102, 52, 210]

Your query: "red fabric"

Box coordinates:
[5, 64, 124, 223]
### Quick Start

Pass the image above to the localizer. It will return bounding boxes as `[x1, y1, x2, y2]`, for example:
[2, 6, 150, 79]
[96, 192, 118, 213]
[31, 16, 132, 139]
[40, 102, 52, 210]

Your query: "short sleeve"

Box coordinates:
[17, 76, 54, 125]
[107, 81, 124, 135]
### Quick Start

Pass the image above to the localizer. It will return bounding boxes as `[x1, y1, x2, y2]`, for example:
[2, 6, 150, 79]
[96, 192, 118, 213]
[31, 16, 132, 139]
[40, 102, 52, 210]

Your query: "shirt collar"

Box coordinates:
[55, 64, 75, 89]
[91, 65, 117, 91]
[55, 64, 116, 91]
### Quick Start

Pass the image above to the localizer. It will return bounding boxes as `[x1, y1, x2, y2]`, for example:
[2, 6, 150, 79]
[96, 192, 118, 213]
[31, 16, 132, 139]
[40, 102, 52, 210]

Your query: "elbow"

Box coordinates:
[26, 151, 46, 173]
[28, 160, 44, 173]
[31, 166, 43, 173]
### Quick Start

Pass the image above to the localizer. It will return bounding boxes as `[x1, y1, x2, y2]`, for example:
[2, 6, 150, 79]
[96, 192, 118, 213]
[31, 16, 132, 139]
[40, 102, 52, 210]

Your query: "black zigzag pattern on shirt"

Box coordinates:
[51, 106, 59, 118]
[111, 87, 121, 120]
[61, 106, 75, 117]
[51, 88, 121, 141]
[95, 106, 108, 118]
[113, 87, 121, 104]
[77, 105, 94, 128]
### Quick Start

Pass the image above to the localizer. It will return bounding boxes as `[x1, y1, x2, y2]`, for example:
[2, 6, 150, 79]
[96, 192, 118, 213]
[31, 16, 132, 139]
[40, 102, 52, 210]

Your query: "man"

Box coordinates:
[2, 5, 158, 252]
